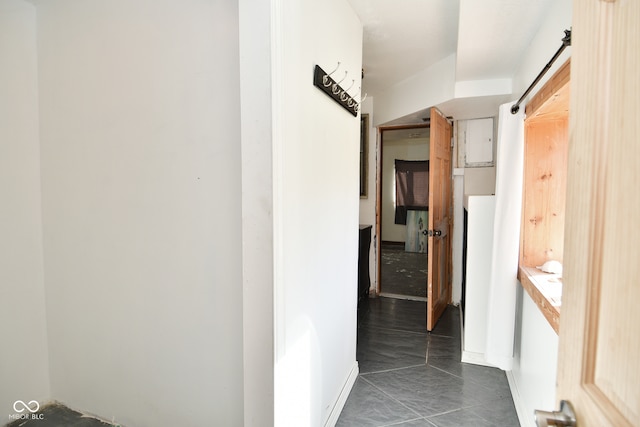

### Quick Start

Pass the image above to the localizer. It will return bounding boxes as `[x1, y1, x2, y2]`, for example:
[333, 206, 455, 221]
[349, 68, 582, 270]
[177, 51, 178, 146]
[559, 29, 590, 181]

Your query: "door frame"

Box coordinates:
[374, 123, 431, 298]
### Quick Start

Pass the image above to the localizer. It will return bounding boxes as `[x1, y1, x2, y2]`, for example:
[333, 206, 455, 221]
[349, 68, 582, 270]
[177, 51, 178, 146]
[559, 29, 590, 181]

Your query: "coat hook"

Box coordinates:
[355, 93, 367, 112]
[332, 71, 348, 95]
[347, 87, 360, 107]
[340, 79, 355, 101]
[322, 62, 340, 87]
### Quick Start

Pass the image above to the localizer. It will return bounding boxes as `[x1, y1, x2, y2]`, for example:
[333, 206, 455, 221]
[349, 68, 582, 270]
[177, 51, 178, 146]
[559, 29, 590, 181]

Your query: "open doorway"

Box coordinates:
[377, 124, 430, 301]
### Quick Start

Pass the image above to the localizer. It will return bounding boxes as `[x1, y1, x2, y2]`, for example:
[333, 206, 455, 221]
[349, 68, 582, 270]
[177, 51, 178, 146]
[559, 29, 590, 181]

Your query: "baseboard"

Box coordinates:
[458, 306, 464, 360]
[324, 361, 359, 427]
[3, 400, 121, 427]
[506, 370, 534, 427]
[459, 308, 497, 369]
[461, 350, 496, 368]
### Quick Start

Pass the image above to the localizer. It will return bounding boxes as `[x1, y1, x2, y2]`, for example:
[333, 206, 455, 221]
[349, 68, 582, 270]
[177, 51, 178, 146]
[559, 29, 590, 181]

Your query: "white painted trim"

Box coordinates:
[461, 350, 496, 368]
[506, 370, 535, 427]
[458, 306, 465, 359]
[460, 305, 513, 371]
[239, 0, 276, 423]
[451, 173, 465, 304]
[324, 362, 359, 427]
[271, 0, 286, 363]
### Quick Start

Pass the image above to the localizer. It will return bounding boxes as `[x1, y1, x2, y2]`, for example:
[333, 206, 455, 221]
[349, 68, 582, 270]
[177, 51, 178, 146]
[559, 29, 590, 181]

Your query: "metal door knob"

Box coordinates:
[534, 400, 576, 427]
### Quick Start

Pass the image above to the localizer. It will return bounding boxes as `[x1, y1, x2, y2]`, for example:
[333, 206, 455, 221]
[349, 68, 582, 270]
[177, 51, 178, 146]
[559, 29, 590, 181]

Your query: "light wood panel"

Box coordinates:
[526, 59, 570, 123]
[426, 107, 452, 331]
[556, 0, 640, 425]
[520, 117, 569, 268]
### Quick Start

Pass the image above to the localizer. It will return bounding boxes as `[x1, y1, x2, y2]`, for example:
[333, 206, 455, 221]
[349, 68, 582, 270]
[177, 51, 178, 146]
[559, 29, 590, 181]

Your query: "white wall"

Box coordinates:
[511, 0, 572, 105]
[374, 54, 456, 127]
[509, 286, 559, 427]
[36, 1, 243, 426]
[273, 0, 362, 425]
[449, 118, 496, 311]
[381, 138, 429, 243]
[463, 167, 496, 195]
[451, 168, 464, 305]
[461, 195, 495, 365]
[507, 1, 570, 424]
[0, 0, 51, 418]
[359, 97, 378, 294]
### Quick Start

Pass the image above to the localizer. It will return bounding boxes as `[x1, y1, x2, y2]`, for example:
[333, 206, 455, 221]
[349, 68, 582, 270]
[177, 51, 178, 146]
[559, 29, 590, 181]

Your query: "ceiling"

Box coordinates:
[347, 0, 555, 128]
[383, 126, 430, 144]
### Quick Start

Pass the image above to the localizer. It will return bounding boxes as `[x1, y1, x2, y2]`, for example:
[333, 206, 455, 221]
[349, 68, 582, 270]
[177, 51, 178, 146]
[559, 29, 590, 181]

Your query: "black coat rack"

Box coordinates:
[313, 64, 361, 117]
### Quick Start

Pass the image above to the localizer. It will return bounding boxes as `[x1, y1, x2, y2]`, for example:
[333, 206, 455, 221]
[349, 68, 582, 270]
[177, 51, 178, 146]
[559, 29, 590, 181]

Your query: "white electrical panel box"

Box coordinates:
[464, 118, 494, 167]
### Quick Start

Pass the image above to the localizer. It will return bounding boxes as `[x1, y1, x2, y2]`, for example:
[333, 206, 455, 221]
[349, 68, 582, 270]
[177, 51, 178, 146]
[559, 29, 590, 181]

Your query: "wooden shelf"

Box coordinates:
[518, 266, 562, 334]
[525, 59, 570, 123]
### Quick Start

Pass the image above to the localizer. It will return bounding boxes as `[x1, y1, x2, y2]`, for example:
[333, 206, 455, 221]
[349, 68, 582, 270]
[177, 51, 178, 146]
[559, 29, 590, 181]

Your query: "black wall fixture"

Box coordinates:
[313, 64, 363, 117]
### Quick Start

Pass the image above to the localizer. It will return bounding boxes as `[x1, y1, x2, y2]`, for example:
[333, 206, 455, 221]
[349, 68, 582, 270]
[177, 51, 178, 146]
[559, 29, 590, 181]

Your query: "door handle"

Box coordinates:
[534, 400, 576, 426]
[426, 229, 442, 237]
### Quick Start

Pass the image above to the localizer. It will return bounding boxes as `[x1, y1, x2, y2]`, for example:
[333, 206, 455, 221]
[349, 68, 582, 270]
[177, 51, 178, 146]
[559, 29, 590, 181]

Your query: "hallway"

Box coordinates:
[337, 298, 519, 426]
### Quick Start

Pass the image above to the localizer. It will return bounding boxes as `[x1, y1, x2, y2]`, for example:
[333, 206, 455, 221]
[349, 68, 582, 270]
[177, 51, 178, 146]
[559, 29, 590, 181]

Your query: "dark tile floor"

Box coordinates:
[8, 300, 517, 427]
[380, 244, 428, 298]
[337, 297, 520, 427]
[6, 403, 114, 427]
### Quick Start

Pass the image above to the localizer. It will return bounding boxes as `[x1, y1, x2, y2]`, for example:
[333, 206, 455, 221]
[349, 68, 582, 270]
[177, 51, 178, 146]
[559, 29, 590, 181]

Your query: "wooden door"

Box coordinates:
[555, 1, 640, 426]
[426, 107, 452, 331]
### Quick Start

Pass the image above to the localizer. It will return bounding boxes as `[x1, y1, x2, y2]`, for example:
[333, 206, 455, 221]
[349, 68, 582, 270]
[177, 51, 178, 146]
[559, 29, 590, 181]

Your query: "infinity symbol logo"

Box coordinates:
[13, 400, 40, 413]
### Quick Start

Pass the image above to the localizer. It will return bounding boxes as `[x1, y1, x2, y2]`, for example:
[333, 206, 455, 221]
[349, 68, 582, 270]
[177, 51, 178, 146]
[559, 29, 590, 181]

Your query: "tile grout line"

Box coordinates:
[425, 335, 430, 365]
[359, 376, 424, 420]
[360, 324, 460, 339]
[360, 324, 429, 336]
[343, 302, 517, 426]
[459, 398, 514, 425]
[424, 398, 513, 423]
[422, 401, 501, 420]
[424, 340, 498, 419]
[360, 363, 428, 376]
[379, 416, 436, 427]
[427, 363, 511, 396]
[378, 416, 424, 427]
[427, 363, 464, 381]
[428, 332, 456, 339]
